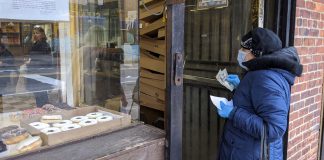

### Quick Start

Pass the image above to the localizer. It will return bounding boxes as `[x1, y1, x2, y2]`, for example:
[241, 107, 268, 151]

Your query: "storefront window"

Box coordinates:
[0, 0, 139, 157]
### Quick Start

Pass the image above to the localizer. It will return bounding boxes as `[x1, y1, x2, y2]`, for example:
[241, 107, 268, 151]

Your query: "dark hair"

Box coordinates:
[33, 25, 47, 41]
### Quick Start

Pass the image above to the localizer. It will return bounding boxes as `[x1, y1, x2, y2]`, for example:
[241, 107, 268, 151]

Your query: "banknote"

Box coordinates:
[216, 68, 234, 91]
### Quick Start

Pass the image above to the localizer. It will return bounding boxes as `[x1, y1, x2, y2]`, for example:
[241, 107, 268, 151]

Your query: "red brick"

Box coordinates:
[309, 103, 318, 112]
[300, 10, 311, 18]
[296, 0, 305, 8]
[288, 151, 302, 160]
[303, 114, 313, 123]
[295, 38, 303, 46]
[291, 93, 301, 102]
[292, 101, 305, 112]
[314, 3, 324, 12]
[305, 38, 316, 46]
[307, 63, 318, 72]
[309, 47, 317, 54]
[307, 2, 316, 10]
[299, 108, 309, 117]
[311, 12, 320, 20]
[297, 47, 309, 55]
[305, 97, 315, 106]
[310, 29, 319, 36]
[313, 0, 324, 3]
[290, 110, 299, 120]
[319, 21, 324, 29]
[315, 39, 322, 46]
[317, 46, 324, 53]
[302, 146, 310, 155]
[320, 30, 324, 37]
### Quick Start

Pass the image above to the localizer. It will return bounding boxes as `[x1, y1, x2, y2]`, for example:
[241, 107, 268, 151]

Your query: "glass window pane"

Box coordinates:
[0, 0, 139, 157]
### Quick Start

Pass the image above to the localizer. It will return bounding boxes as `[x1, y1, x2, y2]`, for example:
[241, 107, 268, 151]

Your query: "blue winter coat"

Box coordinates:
[219, 47, 303, 160]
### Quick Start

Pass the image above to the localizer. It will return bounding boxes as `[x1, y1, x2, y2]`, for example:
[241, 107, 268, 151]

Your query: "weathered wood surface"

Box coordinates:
[7, 124, 165, 160]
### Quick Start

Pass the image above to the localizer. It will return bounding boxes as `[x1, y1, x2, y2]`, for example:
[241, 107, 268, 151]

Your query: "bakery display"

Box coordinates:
[86, 112, 103, 119]
[53, 120, 73, 128]
[41, 104, 61, 112]
[41, 127, 62, 135]
[96, 115, 113, 122]
[0, 141, 6, 154]
[1, 128, 29, 145]
[40, 115, 63, 124]
[0, 126, 19, 136]
[16, 136, 42, 153]
[70, 116, 88, 123]
[29, 122, 50, 130]
[79, 119, 98, 126]
[61, 124, 81, 131]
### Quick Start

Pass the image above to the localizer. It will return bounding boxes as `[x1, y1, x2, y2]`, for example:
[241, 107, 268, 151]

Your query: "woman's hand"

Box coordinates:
[226, 74, 240, 88]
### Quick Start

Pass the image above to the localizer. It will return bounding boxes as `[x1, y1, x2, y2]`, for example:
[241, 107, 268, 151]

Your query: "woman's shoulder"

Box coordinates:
[246, 69, 285, 86]
[32, 41, 50, 51]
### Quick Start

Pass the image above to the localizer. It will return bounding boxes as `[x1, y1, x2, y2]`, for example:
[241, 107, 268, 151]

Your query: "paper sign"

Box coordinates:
[210, 95, 233, 110]
[0, 0, 70, 21]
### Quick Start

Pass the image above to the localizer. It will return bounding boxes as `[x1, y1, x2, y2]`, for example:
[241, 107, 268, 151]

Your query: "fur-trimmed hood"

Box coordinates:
[242, 47, 303, 77]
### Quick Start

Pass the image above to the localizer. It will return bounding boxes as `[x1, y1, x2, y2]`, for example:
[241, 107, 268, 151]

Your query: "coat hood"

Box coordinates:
[242, 47, 303, 78]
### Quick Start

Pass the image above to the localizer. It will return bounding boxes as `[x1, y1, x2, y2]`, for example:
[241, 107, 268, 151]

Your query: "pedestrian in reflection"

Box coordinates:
[26, 26, 52, 107]
[217, 28, 303, 160]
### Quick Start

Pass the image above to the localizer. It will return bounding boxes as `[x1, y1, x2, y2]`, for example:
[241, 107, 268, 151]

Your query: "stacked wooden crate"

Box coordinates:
[139, 0, 166, 128]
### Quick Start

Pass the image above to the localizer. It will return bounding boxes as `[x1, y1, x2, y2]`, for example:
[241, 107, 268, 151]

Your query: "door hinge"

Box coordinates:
[174, 53, 183, 86]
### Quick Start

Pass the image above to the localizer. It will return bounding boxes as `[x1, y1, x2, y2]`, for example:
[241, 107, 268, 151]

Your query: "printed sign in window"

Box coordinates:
[0, 0, 69, 21]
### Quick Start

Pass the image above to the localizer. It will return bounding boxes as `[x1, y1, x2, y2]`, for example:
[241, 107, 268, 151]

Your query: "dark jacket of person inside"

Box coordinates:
[0, 43, 16, 95]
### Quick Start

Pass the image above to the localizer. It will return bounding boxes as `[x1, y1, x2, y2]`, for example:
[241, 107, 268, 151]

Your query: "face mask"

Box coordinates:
[237, 50, 249, 70]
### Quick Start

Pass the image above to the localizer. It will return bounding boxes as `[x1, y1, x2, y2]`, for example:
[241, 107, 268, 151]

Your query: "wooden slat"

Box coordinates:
[140, 83, 165, 101]
[158, 28, 165, 39]
[141, 49, 164, 61]
[139, 0, 160, 6]
[140, 18, 165, 36]
[140, 77, 165, 90]
[140, 53, 165, 74]
[211, 10, 220, 61]
[201, 11, 210, 61]
[8, 124, 165, 160]
[140, 1, 165, 21]
[220, 7, 231, 62]
[192, 12, 201, 61]
[230, 2, 242, 62]
[140, 92, 165, 111]
[200, 88, 209, 159]
[185, 11, 193, 60]
[140, 37, 166, 56]
[141, 68, 164, 81]
[191, 87, 200, 160]
[183, 86, 191, 160]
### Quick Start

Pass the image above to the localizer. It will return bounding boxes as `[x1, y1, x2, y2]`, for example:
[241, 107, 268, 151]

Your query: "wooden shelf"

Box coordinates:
[139, 0, 166, 128]
[140, 18, 165, 36]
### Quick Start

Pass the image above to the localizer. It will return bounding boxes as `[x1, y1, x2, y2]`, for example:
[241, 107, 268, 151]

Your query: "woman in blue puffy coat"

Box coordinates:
[217, 28, 303, 160]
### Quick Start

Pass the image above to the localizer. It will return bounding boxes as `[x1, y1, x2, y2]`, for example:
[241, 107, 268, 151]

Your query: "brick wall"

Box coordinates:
[287, 0, 324, 160]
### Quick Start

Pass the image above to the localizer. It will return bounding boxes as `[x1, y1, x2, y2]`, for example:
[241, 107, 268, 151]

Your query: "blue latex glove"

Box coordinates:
[217, 101, 234, 118]
[226, 74, 240, 88]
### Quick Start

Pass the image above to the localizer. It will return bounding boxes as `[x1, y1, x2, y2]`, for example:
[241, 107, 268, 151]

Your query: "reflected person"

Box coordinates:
[25, 26, 52, 107]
